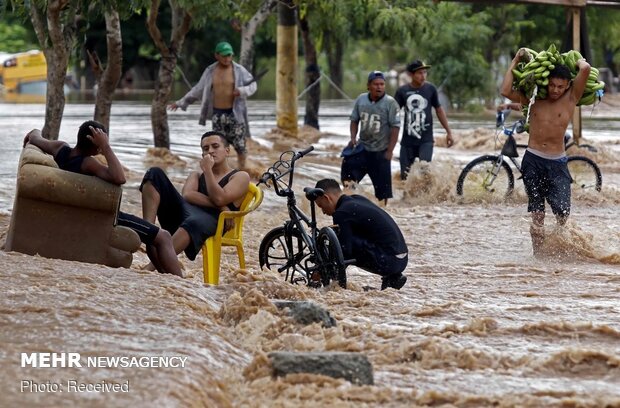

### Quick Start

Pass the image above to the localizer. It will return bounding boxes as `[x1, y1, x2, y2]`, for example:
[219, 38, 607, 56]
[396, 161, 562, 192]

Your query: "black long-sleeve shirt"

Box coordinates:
[332, 194, 408, 259]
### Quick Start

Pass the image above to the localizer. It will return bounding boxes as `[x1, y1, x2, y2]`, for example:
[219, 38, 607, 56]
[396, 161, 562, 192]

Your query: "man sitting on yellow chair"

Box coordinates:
[140, 131, 250, 271]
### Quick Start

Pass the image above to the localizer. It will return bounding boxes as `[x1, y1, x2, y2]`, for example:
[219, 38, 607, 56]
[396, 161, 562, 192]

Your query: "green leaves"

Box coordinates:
[0, 21, 39, 52]
[370, 7, 417, 41]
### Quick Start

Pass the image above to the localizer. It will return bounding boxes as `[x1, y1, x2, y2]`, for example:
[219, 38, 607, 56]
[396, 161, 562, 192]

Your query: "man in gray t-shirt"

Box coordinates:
[342, 71, 400, 204]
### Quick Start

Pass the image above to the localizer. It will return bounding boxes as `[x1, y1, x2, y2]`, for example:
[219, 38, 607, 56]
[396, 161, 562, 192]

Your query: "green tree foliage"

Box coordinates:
[370, 5, 418, 42]
[0, 22, 38, 52]
[3, 0, 618, 112]
[586, 7, 620, 75]
[518, 5, 566, 53]
[415, 2, 492, 108]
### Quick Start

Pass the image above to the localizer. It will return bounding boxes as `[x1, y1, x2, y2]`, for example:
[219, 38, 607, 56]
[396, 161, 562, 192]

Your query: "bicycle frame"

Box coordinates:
[483, 154, 518, 188]
[258, 146, 332, 284]
[486, 118, 524, 181]
[459, 111, 603, 196]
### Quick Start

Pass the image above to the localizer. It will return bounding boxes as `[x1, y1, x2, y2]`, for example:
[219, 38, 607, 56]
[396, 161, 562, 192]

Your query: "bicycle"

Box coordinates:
[257, 146, 350, 289]
[456, 111, 602, 200]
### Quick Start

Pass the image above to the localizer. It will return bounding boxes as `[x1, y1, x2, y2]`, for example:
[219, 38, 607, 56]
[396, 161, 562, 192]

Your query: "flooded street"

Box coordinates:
[1, 98, 620, 407]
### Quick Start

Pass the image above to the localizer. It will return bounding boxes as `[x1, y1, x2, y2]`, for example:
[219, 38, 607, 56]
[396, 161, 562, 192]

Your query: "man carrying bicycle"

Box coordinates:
[500, 48, 591, 256]
[314, 178, 408, 290]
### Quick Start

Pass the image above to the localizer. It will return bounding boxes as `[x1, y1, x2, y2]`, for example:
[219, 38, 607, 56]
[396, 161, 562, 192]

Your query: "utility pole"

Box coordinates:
[570, 6, 583, 143]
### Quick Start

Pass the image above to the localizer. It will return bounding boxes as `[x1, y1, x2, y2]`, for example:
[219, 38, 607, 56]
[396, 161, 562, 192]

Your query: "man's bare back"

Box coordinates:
[212, 65, 235, 110]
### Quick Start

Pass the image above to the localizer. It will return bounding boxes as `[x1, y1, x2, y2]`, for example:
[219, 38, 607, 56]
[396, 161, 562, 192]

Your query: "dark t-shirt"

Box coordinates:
[198, 170, 240, 211]
[332, 194, 407, 259]
[394, 82, 440, 146]
[54, 145, 85, 173]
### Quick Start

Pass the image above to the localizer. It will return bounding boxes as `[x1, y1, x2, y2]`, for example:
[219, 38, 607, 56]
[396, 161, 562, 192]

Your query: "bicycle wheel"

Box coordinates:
[456, 155, 515, 201]
[259, 226, 312, 285]
[316, 227, 347, 288]
[567, 156, 602, 193]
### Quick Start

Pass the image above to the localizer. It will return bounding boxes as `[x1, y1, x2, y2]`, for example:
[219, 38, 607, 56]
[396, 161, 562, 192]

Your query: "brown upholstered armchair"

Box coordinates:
[5, 145, 140, 268]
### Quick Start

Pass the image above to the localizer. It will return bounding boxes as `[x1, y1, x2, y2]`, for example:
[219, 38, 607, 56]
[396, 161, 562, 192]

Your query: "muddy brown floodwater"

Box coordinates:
[1, 97, 620, 407]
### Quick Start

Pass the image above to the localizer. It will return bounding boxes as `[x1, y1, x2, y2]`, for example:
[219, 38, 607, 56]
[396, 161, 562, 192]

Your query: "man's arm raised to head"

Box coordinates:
[23, 129, 67, 156]
[80, 126, 126, 185]
[571, 58, 591, 102]
[500, 49, 528, 105]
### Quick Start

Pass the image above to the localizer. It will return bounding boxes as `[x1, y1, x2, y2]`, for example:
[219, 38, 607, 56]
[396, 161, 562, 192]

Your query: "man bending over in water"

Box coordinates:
[314, 178, 408, 290]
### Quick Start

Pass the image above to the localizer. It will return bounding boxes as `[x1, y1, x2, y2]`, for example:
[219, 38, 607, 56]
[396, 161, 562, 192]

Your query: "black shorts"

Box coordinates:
[399, 142, 434, 179]
[521, 150, 572, 216]
[140, 167, 220, 260]
[341, 149, 392, 200]
[117, 211, 159, 245]
[348, 235, 408, 277]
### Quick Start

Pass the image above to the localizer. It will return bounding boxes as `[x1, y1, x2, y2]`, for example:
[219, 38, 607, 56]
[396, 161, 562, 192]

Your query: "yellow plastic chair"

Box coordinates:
[202, 183, 263, 285]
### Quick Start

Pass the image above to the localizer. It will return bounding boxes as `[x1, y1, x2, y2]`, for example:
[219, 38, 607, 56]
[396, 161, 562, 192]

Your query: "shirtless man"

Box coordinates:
[169, 42, 256, 169]
[140, 131, 250, 266]
[23, 122, 182, 276]
[500, 48, 591, 256]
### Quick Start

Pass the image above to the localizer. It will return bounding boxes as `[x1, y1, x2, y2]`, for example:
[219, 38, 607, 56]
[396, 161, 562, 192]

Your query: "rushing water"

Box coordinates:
[1, 99, 620, 407]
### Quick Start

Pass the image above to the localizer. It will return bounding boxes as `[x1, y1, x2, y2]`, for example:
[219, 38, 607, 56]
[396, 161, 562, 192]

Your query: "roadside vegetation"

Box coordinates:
[0, 0, 618, 148]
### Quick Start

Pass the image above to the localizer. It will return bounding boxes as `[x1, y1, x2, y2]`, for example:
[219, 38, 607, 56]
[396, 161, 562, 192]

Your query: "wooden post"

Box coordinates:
[571, 6, 582, 144]
[276, 0, 298, 135]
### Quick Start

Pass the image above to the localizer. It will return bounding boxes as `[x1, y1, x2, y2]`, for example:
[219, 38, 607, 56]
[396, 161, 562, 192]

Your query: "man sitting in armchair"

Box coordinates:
[21, 121, 181, 276]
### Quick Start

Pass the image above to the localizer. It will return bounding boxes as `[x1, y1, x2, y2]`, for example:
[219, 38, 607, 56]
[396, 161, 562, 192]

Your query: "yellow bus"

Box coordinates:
[0, 50, 47, 94]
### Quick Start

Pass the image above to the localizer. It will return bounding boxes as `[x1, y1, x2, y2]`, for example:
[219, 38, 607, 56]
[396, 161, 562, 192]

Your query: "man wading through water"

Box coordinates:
[500, 48, 591, 256]
[169, 42, 256, 169]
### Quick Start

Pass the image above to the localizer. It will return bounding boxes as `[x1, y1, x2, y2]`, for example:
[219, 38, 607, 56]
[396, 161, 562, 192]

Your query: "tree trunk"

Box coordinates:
[325, 34, 343, 100]
[239, 0, 277, 72]
[146, 0, 192, 149]
[299, 16, 320, 130]
[29, 0, 77, 140]
[239, 0, 276, 140]
[151, 56, 178, 148]
[276, 0, 298, 135]
[93, 9, 123, 133]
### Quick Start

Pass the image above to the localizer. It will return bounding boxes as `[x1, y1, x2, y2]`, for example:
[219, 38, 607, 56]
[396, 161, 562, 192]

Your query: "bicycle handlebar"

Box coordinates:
[257, 146, 315, 197]
[496, 111, 525, 137]
[293, 145, 314, 160]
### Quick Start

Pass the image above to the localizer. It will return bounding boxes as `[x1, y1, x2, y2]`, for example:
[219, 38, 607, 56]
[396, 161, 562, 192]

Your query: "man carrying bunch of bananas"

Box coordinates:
[500, 46, 591, 257]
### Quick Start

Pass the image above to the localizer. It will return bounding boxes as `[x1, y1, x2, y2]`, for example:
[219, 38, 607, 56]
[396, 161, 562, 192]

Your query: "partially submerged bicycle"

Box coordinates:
[456, 111, 602, 200]
[257, 146, 349, 288]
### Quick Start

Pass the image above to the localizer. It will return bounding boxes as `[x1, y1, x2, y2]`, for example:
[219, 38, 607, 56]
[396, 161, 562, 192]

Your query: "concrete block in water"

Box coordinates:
[272, 300, 337, 328]
[268, 351, 374, 385]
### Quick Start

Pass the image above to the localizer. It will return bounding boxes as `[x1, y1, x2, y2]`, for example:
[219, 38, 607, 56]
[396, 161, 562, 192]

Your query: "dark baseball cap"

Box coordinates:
[367, 70, 385, 82]
[341, 143, 365, 157]
[214, 41, 234, 56]
[407, 60, 431, 73]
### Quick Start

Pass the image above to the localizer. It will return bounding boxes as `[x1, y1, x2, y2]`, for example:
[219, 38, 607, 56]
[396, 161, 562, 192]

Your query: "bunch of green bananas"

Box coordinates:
[511, 43, 605, 106]
[578, 65, 604, 106]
